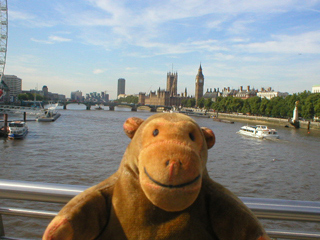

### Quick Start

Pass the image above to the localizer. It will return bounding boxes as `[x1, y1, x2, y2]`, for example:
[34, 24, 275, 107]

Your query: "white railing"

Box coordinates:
[0, 179, 320, 239]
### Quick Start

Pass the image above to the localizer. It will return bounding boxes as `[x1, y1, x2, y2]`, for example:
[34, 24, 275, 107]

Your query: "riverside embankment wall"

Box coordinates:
[215, 113, 320, 130]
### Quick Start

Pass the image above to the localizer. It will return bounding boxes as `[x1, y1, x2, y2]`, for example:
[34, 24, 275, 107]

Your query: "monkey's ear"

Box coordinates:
[123, 117, 144, 139]
[201, 127, 215, 149]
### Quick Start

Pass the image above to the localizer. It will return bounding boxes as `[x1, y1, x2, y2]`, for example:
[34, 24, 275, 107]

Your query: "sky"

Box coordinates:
[3, 0, 320, 99]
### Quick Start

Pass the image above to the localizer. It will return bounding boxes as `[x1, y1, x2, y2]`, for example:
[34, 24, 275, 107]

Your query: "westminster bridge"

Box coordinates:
[59, 101, 171, 112]
[1, 101, 172, 112]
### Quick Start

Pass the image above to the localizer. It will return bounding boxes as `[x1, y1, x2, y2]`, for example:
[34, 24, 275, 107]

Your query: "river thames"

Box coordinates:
[1, 105, 320, 238]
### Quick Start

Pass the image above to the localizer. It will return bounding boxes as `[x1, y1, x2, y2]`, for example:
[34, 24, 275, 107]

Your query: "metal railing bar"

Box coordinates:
[241, 197, 320, 209]
[1, 207, 319, 240]
[0, 237, 31, 240]
[1, 180, 320, 222]
[1, 179, 320, 240]
[267, 230, 320, 239]
[250, 209, 320, 222]
[240, 197, 320, 222]
[0, 207, 57, 219]
[0, 179, 87, 203]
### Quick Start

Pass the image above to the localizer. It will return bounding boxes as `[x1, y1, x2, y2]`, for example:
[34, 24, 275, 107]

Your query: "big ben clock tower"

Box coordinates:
[195, 64, 204, 106]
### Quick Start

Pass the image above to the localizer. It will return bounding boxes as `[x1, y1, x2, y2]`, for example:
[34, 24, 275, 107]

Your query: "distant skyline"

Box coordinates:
[4, 0, 320, 99]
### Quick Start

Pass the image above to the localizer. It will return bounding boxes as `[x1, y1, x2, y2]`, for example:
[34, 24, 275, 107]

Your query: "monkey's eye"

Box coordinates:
[189, 133, 195, 141]
[153, 129, 159, 137]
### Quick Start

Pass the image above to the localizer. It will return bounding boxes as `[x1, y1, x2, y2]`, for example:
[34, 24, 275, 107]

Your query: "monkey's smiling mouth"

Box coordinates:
[144, 167, 200, 189]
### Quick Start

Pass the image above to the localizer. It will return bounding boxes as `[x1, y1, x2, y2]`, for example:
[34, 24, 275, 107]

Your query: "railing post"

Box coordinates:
[0, 214, 4, 237]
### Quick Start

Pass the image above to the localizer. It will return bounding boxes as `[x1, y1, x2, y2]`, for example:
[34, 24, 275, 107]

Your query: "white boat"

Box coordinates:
[237, 125, 279, 139]
[8, 121, 28, 139]
[37, 105, 61, 122]
[95, 105, 103, 110]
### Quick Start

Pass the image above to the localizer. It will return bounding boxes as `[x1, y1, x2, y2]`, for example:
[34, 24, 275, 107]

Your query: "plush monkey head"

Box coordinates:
[123, 113, 215, 212]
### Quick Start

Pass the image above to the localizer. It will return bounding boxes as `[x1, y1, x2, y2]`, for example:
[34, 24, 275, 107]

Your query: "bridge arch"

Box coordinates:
[63, 103, 87, 110]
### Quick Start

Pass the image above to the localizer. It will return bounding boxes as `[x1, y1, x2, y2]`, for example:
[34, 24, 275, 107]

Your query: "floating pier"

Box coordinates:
[0, 114, 8, 137]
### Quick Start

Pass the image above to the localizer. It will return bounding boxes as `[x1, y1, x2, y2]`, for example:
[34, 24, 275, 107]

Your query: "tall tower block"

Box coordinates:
[195, 64, 204, 106]
[117, 78, 125, 98]
[166, 72, 178, 97]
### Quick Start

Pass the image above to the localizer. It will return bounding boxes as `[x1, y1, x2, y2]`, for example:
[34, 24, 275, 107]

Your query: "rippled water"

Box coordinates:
[1, 105, 320, 238]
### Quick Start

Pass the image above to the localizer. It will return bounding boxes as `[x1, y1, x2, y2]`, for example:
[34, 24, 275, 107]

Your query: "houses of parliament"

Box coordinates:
[139, 65, 204, 107]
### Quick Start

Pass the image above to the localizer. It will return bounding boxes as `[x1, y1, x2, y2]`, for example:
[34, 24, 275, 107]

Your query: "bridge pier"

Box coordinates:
[109, 106, 114, 111]
[0, 114, 8, 137]
[63, 103, 67, 110]
[150, 107, 157, 112]
[131, 106, 137, 111]
[86, 105, 91, 110]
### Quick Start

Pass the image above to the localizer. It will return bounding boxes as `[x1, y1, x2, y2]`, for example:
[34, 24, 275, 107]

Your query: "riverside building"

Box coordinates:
[71, 90, 83, 101]
[2, 75, 22, 102]
[139, 70, 190, 107]
[312, 85, 320, 93]
[195, 65, 204, 106]
[117, 78, 125, 98]
[257, 87, 288, 99]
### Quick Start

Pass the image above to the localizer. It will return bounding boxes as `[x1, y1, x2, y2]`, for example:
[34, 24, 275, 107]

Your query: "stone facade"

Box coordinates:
[312, 85, 320, 93]
[235, 86, 257, 99]
[195, 65, 204, 106]
[257, 87, 288, 99]
[139, 72, 189, 107]
[167, 72, 177, 97]
[2, 75, 22, 101]
[203, 88, 220, 102]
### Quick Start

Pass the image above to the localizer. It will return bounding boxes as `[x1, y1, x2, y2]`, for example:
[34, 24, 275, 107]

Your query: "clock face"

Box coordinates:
[199, 79, 203, 83]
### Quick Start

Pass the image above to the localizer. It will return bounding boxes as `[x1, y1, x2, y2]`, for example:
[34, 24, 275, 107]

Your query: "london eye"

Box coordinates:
[0, 0, 8, 100]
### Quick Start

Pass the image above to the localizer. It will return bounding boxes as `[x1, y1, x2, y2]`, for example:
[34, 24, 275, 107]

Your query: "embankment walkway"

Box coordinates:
[215, 113, 320, 130]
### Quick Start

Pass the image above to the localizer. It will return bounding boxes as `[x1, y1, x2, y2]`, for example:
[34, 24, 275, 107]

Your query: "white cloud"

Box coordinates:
[49, 36, 72, 42]
[30, 36, 72, 44]
[125, 67, 137, 71]
[214, 53, 235, 61]
[229, 37, 250, 43]
[9, 9, 57, 28]
[49, 0, 320, 56]
[8, 0, 320, 97]
[9, 10, 35, 21]
[30, 38, 53, 44]
[238, 31, 320, 54]
[93, 69, 106, 74]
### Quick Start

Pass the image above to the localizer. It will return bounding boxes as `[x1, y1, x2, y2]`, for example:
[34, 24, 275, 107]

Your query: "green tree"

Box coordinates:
[224, 96, 234, 113]
[314, 98, 320, 117]
[186, 98, 196, 107]
[259, 98, 269, 116]
[117, 95, 138, 104]
[35, 94, 44, 101]
[181, 98, 188, 107]
[230, 97, 244, 113]
[300, 94, 320, 119]
[204, 98, 213, 110]
[241, 100, 250, 114]
[247, 96, 261, 115]
[17, 93, 43, 101]
[17, 93, 29, 100]
[269, 97, 285, 117]
[284, 94, 299, 118]
[215, 97, 227, 112]
[197, 98, 205, 108]
[200, 92, 319, 119]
